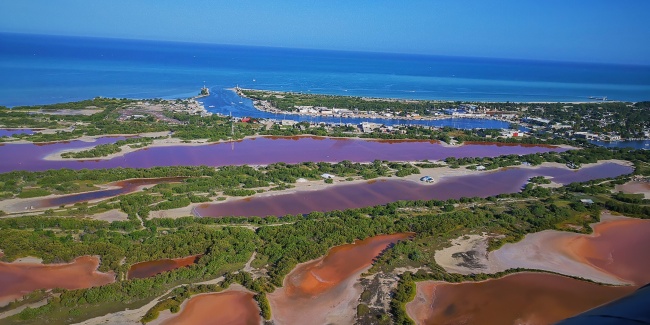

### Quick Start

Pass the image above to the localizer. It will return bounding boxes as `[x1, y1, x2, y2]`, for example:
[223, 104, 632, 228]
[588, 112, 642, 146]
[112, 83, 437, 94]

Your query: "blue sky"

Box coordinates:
[1, 0, 649, 65]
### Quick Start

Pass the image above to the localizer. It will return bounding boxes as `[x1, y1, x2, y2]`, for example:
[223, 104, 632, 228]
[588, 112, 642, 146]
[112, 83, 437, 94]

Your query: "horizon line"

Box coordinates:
[3, 31, 650, 68]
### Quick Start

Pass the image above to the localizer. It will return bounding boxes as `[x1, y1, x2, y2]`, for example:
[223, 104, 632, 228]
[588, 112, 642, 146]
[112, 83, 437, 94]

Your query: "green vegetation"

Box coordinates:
[391, 273, 417, 325]
[241, 89, 650, 141]
[2, 225, 256, 324]
[524, 101, 650, 138]
[0, 159, 648, 324]
[357, 303, 370, 317]
[2, 97, 578, 146]
[17, 188, 51, 198]
[446, 145, 650, 174]
[60, 137, 155, 159]
[255, 292, 272, 320]
[529, 176, 552, 184]
[0, 160, 413, 217]
[1, 96, 649, 324]
[241, 89, 442, 116]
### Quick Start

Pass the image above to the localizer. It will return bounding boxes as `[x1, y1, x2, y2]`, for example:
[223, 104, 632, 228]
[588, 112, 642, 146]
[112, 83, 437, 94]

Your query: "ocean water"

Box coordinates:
[1, 32, 649, 118]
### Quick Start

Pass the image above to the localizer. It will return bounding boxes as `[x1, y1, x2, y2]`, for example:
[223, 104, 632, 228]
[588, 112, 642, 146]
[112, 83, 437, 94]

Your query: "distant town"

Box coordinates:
[237, 88, 650, 143]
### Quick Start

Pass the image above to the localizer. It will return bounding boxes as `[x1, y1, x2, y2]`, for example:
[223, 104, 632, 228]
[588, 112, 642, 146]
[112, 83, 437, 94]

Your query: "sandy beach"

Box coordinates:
[269, 269, 364, 325]
[148, 205, 197, 219]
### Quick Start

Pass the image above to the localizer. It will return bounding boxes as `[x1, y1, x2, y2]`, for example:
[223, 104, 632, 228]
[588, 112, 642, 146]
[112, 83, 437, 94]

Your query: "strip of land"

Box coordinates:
[151, 159, 630, 219]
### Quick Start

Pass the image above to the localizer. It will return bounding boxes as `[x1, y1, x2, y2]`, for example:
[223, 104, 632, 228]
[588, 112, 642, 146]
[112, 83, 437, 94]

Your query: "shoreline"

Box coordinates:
[186, 159, 629, 214]
[268, 233, 412, 325]
[0, 177, 182, 215]
[232, 87, 625, 107]
[38, 133, 569, 162]
[434, 210, 645, 286]
[405, 271, 635, 325]
[0, 255, 115, 307]
[152, 164, 501, 219]
[151, 284, 257, 325]
[234, 87, 519, 124]
[0, 159, 630, 220]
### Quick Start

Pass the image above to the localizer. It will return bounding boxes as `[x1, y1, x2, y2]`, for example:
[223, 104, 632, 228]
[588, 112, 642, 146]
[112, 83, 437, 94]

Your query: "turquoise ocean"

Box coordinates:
[2, 32, 649, 106]
[1, 32, 649, 134]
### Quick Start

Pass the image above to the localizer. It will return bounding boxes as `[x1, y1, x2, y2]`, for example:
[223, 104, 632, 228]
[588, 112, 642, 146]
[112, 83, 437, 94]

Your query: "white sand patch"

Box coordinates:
[148, 205, 197, 219]
[92, 210, 128, 222]
[486, 230, 626, 285]
[434, 233, 500, 274]
[12, 256, 44, 264]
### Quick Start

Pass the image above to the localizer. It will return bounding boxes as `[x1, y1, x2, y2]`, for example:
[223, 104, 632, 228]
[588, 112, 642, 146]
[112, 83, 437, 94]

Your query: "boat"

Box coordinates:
[208, 105, 215, 108]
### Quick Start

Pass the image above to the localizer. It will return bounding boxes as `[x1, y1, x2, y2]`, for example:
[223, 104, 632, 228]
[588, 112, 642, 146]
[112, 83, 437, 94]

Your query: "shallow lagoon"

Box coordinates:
[0, 136, 565, 173]
[195, 162, 632, 218]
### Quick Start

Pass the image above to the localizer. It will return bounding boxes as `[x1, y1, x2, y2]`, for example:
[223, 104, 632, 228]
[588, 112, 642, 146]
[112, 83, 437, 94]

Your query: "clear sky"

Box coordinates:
[1, 0, 649, 65]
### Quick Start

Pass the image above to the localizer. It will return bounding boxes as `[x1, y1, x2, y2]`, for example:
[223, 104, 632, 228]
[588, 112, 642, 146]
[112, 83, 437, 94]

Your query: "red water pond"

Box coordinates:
[561, 217, 650, 286]
[161, 289, 260, 325]
[268, 233, 412, 325]
[127, 255, 202, 279]
[0, 136, 566, 173]
[0, 255, 115, 306]
[195, 162, 632, 217]
[408, 217, 650, 324]
[407, 273, 634, 325]
[487, 215, 650, 285]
